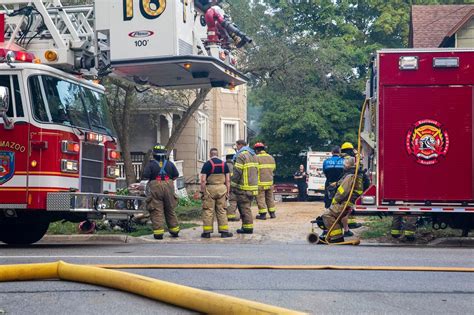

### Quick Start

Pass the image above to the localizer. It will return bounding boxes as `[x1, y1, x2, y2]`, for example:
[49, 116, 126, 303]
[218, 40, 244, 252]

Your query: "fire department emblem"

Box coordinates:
[0, 151, 15, 184]
[406, 119, 449, 165]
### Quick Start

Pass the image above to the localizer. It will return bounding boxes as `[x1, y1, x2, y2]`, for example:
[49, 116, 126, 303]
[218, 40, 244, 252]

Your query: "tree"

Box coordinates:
[104, 77, 210, 185]
[227, 0, 470, 178]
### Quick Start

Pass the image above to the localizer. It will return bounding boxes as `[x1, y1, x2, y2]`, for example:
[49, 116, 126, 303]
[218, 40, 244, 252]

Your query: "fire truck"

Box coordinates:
[356, 49, 474, 236]
[0, 0, 249, 244]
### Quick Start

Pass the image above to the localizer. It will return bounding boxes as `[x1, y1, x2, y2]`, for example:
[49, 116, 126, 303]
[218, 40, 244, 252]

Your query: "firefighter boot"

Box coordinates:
[201, 233, 211, 238]
[269, 212, 276, 219]
[221, 232, 234, 238]
[237, 228, 253, 234]
[256, 213, 267, 220]
[154, 234, 164, 240]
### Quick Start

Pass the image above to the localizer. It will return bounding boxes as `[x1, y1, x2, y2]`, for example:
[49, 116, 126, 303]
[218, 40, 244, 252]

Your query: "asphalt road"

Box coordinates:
[1, 242, 473, 314]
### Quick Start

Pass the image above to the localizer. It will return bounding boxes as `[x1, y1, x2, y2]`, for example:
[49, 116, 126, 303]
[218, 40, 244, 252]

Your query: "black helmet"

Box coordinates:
[152, 144, 167, 156]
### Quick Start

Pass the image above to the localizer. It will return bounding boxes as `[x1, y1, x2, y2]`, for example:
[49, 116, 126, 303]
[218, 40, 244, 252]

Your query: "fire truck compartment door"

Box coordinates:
[380, 85, 473, 202]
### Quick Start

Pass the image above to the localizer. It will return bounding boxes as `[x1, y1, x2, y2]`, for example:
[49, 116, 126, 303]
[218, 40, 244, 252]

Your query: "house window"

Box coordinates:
[198, 113, 209, 161]
[222, 120, 239, 154]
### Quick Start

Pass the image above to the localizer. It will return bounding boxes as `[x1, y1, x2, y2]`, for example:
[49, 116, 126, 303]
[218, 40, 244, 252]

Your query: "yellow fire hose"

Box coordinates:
[318, 99, 368, 245]
[0, 261, 305, 315]
[92, 264, 474, 273]
[2, 262, 472, 314]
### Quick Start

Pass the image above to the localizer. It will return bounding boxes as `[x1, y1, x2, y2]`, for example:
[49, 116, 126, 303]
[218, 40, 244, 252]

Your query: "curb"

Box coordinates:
[427, 237, 474, 247]
[42, 234, 148, 244]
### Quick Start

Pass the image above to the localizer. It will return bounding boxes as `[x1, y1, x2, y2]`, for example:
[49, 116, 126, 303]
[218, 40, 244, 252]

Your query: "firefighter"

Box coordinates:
[200, 148, 233, 238]
[225, 149, 239, 221]
[323, 146, 345, 209]
[202, 0, 252, 49]
[340, 142, 363, 231]
[232, 139, 258, 234]
[320, 157, 364, 243]
[142, 144, 180, 240]
[254, 142, 277, 220]
[391, 216, 417, 241]
[341, 142, 356, 158]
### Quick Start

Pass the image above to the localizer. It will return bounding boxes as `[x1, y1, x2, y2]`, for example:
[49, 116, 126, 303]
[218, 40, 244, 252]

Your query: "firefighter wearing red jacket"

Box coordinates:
[143, 144, 180, 240]
[200, 148, 233, 238]
[254, 142, 277, 220]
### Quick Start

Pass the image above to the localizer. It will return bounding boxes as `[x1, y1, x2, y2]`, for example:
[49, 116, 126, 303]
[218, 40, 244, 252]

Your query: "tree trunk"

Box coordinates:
[165, 88, 211, 151]
[120, 87, 137, 186]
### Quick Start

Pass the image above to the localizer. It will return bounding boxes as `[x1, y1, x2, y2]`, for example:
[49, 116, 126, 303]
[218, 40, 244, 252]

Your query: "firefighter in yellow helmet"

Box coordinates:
[254, 142, 277, 220]
[320, 156, 364, 243]
[142, 144, 180, 240]
[231, 139, 258, 234]
[341, 142, 355, 158]
[339, 141, 363, 234]
[224, 148, 239, 221]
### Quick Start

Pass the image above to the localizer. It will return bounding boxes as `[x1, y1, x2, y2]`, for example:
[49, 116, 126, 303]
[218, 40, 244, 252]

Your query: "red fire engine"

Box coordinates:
[0, 0, 249, 244]
[356, 49, 474, 235]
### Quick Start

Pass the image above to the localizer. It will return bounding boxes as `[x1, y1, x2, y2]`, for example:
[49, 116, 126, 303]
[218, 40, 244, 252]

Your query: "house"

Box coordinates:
[410, 5, 474, 48]
[120, 86, 247, 190]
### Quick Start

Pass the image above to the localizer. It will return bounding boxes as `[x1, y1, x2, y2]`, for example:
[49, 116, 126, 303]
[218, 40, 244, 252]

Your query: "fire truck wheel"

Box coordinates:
[0, 221, 50, 245]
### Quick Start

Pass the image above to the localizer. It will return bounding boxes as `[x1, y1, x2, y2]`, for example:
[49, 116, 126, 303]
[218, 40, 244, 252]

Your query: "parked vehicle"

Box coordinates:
[306, 151, 331, 198]
[273, 183, 299, 201]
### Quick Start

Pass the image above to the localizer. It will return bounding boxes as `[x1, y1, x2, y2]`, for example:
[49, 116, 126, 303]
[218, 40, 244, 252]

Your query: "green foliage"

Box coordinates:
[47, 221, 78, 235]
[116, 188, 129, 196]
[176, 197, 202, 220]
[227, 0, 471, 177]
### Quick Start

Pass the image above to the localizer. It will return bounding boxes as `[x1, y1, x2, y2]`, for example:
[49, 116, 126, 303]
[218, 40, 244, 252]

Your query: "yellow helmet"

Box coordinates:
[341, 142, 354, 150]
[226, 148, 236, 155]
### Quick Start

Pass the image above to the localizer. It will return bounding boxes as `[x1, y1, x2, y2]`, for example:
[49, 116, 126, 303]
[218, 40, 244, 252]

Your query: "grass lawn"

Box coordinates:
[360, 216, 468, 242]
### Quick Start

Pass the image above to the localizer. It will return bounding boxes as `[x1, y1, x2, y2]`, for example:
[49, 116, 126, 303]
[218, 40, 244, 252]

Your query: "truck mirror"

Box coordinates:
[0, 86, 13, 129]
[0, 86, 9, 112]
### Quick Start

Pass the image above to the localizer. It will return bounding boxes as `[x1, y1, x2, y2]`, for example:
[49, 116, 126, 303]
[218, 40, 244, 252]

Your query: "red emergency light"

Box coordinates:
[0, 49, 36, 63]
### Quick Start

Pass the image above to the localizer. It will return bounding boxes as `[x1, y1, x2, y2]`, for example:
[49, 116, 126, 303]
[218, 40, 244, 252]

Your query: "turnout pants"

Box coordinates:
[391, 215, 416, 238]
[147, 180, 180, 236]
[202, 184, 229, 233]
[226, 190, 239, 219]
[322, 204, 350, 241]
[235, 190, 254, 232]
[256, 186, 276, 215]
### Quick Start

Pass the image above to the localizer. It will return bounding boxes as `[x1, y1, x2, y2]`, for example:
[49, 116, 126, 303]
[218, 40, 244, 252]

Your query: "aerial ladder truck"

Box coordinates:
[0, 0, 250, 244]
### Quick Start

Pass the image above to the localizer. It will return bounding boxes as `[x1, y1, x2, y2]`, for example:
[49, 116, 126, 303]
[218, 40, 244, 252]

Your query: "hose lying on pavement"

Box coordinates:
[92, 264, 474, 272]
[0, 261, 305, 315]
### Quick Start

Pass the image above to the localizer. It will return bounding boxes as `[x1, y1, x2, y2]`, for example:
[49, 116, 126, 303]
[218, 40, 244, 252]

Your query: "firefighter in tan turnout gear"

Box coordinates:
[143, 144, 180, 240]
[320, 157, 364, 243]
[200, 148, 233, 238]
[225, 149, 239, 221]
[232, 139, 259, 234]
[254, 142, 277, 220]
[391, 215, 417, 241]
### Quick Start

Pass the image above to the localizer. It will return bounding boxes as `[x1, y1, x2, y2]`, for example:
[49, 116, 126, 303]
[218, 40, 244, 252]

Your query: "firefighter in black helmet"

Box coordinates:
[142, 144, 180, 240]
